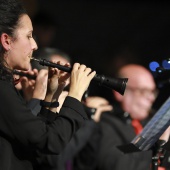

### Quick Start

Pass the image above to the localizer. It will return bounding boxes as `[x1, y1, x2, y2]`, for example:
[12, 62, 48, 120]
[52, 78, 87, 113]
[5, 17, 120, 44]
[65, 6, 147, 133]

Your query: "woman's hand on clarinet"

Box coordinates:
[52, 61, 71, 101]
[45, 61, 71, 102]
[16, 69, 48, 101]
[68, 63, 96, 101]
[57, 61, 70, 89]
[33, 69, 48, 100]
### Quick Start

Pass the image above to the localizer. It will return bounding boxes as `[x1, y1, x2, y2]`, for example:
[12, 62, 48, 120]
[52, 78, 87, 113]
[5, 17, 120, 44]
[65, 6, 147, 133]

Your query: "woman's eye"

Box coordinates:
[28, 35, 32, 39]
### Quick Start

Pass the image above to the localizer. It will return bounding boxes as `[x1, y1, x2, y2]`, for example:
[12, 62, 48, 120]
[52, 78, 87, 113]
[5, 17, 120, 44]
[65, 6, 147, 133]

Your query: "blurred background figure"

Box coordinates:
[31, 47, 72, 70]
[113, 64, 158, 123]
[83, 96, 113, 122]
[71, 64, 169, 170]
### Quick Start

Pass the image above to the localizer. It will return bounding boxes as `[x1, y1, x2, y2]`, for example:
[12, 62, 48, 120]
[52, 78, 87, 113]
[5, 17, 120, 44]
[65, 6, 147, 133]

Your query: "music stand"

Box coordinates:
[117, 96, 170, 169]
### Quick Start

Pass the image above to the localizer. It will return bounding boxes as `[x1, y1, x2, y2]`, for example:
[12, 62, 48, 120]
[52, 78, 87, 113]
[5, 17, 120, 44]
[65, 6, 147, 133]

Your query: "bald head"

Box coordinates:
[118, 64, 156, 90]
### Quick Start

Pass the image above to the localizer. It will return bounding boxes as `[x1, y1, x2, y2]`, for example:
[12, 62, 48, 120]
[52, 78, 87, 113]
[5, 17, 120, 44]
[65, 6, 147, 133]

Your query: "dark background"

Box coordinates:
[23, 0, 170, 108]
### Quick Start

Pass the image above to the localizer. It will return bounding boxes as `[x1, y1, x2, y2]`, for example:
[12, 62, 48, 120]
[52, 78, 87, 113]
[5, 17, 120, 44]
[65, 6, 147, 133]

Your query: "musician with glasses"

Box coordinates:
[72, 64, 168, 170]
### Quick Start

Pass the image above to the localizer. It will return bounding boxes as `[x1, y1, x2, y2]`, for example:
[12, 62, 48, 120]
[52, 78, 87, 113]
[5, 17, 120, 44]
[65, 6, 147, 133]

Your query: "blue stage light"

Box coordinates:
[162, 60, 170, 69]
[149, 61, 160, 72]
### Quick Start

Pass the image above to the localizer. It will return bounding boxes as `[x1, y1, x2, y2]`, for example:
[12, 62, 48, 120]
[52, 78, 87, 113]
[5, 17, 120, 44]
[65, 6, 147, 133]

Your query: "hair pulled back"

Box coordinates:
[0, 0, 27, 82]
[0, 0, 27, 50]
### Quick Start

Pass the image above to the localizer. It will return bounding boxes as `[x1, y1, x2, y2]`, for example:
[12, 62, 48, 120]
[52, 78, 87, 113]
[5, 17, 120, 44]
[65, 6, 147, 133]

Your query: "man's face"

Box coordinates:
[121, 73, 157, 120]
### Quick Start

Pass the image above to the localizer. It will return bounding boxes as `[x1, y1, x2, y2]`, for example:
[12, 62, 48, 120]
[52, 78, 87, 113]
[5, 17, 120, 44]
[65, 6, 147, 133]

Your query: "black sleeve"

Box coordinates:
[26, 98, 41, 116]
[27, 98, 59, 123]
[95, 120, 152, 170]
[72, 121, 102, 170]
[0, 81, 88, 155]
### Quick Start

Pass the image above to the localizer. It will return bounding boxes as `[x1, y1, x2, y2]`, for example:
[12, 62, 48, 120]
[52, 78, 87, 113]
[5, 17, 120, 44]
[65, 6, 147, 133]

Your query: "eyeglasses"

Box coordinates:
[126, 86, 159, 98]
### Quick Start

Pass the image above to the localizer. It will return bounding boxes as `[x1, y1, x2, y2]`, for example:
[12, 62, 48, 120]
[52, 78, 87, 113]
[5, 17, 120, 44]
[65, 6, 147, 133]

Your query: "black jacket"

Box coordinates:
[96, 112, 152, 170]
[0, 79, 88, 170]
[73, 107, 153, 170]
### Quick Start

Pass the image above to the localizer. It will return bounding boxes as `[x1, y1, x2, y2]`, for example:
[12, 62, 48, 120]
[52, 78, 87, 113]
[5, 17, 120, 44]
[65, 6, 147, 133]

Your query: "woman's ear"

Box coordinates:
[0, 33, 11, 51]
